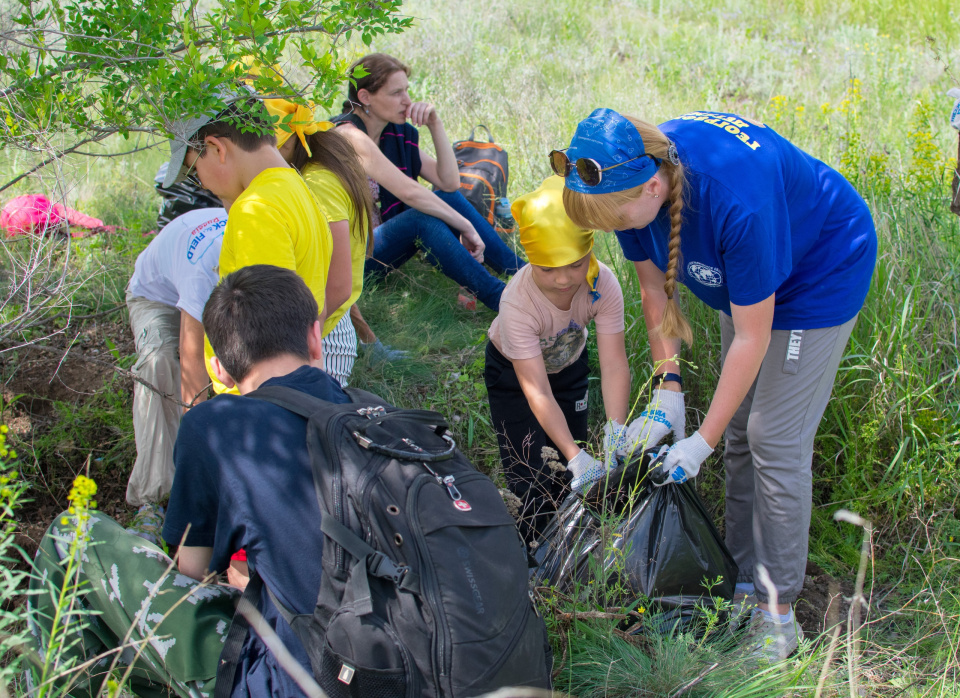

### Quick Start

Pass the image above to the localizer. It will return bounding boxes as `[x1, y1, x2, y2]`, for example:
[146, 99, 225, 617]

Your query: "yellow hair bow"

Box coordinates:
[512, 175, 601, 301]
[263, 98, 334, 158]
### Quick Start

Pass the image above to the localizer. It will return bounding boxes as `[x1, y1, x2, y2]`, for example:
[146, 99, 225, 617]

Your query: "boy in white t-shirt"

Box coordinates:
[125, 207, 226, 541]
[485, 176, 631, 545]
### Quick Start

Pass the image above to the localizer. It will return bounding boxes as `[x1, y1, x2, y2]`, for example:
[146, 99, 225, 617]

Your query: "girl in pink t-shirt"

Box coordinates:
[485, 176, 631, 546]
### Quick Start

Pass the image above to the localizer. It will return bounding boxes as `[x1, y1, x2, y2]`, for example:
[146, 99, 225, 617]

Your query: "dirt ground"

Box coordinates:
[796, 561, 855, 636]
[3, 318, 857, 638]
[2, 316, 136, 565]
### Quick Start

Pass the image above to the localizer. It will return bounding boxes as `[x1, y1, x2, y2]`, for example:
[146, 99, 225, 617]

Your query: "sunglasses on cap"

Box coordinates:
[549, 149, 661, 187]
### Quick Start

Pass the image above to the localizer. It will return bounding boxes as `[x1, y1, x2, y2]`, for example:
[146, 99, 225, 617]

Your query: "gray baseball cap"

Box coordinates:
[162, 85, 256, 189]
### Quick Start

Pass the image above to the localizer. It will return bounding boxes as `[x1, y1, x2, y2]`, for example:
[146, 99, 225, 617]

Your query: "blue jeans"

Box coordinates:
[364, 190, 525, 311]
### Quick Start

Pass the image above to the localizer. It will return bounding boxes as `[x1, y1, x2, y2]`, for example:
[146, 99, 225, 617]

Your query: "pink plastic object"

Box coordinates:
[1, 194, 106, 238]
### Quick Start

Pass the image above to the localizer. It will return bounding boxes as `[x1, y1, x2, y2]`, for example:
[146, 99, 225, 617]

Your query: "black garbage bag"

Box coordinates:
[154, 163, 223, 229]
[532, 449, 738, 628]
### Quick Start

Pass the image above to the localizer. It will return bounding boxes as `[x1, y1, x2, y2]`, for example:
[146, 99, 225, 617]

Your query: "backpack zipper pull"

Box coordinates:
[442, 475, 462, 501]
[421, 461, 442, 481]
[419, 461, 461, 500]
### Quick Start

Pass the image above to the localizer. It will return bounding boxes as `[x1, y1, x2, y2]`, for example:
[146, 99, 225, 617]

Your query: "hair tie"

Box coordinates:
[667, 143, 681, 166]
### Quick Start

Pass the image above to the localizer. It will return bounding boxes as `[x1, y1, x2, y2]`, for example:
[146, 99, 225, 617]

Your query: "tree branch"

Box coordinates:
[71, 142, 162, 158]
[0, 20, 354, 99]
[0, 128, 162, 193]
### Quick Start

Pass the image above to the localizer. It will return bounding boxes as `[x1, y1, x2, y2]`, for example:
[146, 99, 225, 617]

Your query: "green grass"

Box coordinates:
[363, 1, 960, 693]
[2, 0, 959, 694]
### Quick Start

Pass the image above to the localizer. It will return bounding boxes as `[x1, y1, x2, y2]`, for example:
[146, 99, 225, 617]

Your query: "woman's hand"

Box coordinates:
[407, 101, 460, 190]
[651, 432, 714, 486]
[456, 222, 485, 262]
[405, 101, 440, 129]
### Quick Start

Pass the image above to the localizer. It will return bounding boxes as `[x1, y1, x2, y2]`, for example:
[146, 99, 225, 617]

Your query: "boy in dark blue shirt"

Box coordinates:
[163, 264, 350, 696]
[28, 265, 348, 698]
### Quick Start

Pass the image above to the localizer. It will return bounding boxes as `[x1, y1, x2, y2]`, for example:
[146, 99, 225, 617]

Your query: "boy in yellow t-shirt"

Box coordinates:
[164, 93, 334, 393]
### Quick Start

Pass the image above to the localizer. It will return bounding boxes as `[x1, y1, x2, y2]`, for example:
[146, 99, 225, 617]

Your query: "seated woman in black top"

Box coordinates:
[332, 53, 524, 312]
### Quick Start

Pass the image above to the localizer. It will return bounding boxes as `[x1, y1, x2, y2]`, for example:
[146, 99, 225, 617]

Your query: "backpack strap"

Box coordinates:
[215, 572, 320, 698]
[247, 384, 329, 419]
[343, 386, 388, 405]
[214, 572, 263, 698]
[320, 515, 420, 616]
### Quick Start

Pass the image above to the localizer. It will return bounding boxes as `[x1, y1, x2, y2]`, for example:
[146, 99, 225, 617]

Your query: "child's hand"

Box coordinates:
[568, 449, 604, 493]
[603, 420, 627, 470]
[622, 389, 685, 454]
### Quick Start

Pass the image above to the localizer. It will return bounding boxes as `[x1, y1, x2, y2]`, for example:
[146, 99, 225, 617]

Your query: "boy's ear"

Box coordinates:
[204, 135, 229, 165]
[209, 356, 236, 389]
[306, 320, 323, 362]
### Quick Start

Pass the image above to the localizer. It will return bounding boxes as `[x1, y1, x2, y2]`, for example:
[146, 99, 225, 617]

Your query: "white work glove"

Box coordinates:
[603, 419, 627, 471]
[652, 431, 713, 486]
[568, 449, 605, 493]
[621, 389, 685, 455]
[948, 88, 960, 130]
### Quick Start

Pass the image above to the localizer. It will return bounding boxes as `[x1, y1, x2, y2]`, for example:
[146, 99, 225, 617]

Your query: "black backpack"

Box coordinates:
[217, 386, 552, 698]
[452, 125, 512, 230]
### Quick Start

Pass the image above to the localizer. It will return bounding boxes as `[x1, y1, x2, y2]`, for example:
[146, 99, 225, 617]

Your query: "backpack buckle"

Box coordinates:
[390, 565, 411, 585]
[368, 552, 409, 585]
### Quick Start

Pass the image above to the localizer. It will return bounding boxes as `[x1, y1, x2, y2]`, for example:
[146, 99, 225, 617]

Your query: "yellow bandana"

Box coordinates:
[512, 175, 601, 301]
[263, 98, 334, 158]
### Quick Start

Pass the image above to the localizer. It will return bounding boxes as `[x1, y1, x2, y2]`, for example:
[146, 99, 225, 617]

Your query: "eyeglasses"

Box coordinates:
[549, 149, 661, 187]
[178, 144, 206, 184]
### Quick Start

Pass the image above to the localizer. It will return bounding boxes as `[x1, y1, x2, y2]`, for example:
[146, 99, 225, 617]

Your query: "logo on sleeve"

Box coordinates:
[687, 262, 724, 287]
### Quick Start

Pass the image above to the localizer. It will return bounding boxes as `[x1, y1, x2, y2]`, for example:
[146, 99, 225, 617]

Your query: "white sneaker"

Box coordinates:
[742, 608, 804, 661]
[729, 592, 758, 631]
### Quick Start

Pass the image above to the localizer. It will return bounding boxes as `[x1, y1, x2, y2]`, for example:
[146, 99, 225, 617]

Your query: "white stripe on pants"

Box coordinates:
[322, 312, 358, 387]
[126, 294, 181, 507]
[721, 311, 856, 604]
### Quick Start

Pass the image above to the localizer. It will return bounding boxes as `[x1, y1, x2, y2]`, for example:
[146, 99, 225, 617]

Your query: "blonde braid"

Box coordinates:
[659, 165, 693, 345]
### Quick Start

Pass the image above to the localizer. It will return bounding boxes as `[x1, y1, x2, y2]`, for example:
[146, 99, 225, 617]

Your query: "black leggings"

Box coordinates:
[484, 341, 589, 545]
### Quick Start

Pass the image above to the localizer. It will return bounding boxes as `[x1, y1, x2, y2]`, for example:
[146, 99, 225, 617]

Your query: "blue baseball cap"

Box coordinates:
[563, 108, 660, 194]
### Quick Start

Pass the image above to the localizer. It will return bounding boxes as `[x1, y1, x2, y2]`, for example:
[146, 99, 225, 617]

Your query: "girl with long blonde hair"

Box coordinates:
[556, 107, 876, 660]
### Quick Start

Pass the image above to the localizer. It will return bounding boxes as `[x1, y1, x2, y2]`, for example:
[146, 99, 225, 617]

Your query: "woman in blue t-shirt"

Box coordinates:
[558, 108, 876, 659]
[332, 53, 524, 311]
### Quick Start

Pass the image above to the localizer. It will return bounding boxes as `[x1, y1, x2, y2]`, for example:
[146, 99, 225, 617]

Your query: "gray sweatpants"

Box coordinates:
[126, 294, 182, 507]
[720, 312, 856, 604]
